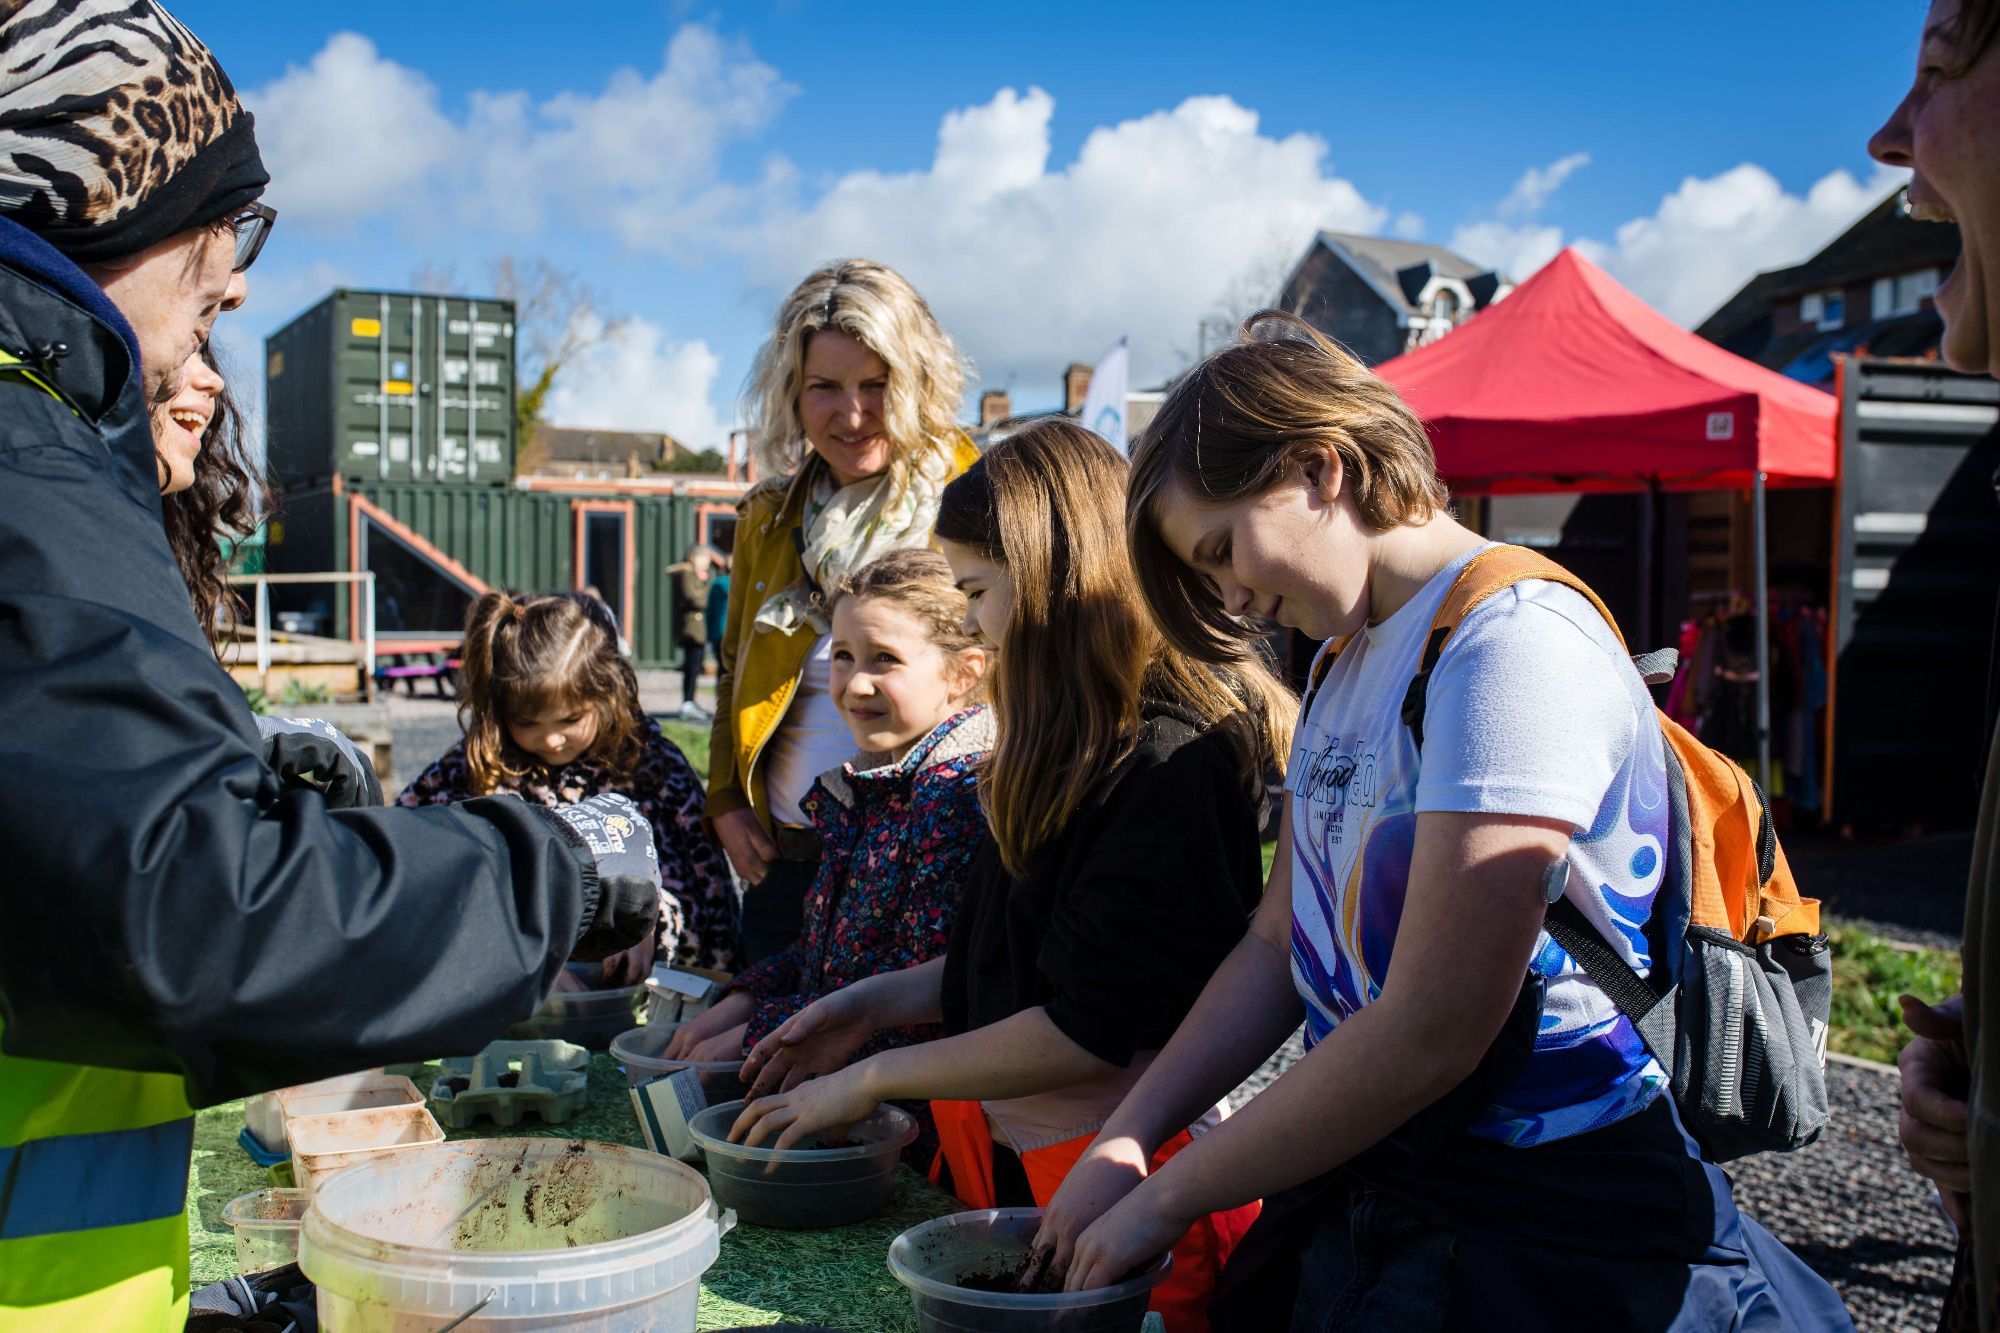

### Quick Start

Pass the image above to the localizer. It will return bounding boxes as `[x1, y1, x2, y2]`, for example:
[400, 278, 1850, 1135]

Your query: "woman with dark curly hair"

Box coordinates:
[152, 342, 273, 650]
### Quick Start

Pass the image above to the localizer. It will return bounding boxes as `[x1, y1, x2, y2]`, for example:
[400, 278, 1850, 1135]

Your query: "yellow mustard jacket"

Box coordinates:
[706, 433, 981, 832]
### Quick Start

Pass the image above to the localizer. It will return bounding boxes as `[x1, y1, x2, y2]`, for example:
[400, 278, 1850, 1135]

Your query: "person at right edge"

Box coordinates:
[708, 260, 979, 962]
[0, 4, 659, 1329]
[1878, 3, 2000, 1329]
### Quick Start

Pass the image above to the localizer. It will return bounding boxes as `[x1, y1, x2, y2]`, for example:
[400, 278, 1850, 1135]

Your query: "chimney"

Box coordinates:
[1063, 363, 1093, 415]
[979, 389, 1012, 427]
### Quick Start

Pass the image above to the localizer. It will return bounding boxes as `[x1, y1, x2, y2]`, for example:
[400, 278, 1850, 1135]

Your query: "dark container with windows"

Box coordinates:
[265, 290, 518, 488]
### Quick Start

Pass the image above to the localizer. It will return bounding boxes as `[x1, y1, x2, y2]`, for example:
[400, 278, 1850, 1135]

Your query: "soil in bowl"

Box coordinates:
[954, 1257, 1064, 1294]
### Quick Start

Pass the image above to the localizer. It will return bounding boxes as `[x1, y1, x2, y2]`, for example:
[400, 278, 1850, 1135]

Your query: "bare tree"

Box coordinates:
[1181, 227, 1314, 366]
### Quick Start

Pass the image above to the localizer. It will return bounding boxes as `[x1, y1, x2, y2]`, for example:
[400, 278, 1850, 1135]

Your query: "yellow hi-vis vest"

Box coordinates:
[0, 1044, 195, 1330]
[0, 357, 195, 1331]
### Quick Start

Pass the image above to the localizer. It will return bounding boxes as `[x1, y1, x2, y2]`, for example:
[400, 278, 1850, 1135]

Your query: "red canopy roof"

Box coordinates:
[1373, 248, 1836, 494]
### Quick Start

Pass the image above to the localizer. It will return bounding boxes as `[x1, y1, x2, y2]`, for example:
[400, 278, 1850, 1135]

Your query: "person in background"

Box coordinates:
[153, 343, 272, 647]
[665, 549, 990, 1161]
[1036, 315, 1847, 1330]
[727, 423, 1288, 1332]
[710, 260, 980, 963]
[706, 549, 731, 678]
[668, 544, 715, 720]
[400, 590, 740, 973]
[0, 6, 658, 1327]
[1871, 0, 2000, 1326]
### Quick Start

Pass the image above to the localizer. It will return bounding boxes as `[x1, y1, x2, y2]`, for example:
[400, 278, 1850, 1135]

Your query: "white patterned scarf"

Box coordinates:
[753, 450, 953, 638]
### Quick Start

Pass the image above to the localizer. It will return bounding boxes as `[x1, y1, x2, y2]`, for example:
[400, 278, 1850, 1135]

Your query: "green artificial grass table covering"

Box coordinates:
[187, 1052, 964, 1330]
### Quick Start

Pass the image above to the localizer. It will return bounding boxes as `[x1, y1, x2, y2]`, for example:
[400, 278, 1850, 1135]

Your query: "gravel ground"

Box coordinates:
[1231, 1036, 1947, 1330]
[1787, 829, 1972, 952]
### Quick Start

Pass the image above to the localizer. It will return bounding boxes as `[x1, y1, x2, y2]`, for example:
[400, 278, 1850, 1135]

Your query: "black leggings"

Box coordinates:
[679, 637, 704, 705]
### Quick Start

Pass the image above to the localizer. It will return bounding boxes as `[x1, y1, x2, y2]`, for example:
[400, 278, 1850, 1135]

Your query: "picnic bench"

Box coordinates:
[374, 651, 459, 698]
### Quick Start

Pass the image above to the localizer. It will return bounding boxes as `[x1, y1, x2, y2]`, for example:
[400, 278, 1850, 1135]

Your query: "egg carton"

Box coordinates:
[427, 1039, 590, 1129]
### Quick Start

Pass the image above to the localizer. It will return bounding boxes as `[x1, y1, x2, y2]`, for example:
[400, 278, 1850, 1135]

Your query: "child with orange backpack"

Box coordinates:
[1032, 315, 1850, 1331]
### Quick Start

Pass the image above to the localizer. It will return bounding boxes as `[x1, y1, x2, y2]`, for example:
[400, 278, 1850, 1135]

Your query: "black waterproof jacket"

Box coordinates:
[0, 218, 599, 1106]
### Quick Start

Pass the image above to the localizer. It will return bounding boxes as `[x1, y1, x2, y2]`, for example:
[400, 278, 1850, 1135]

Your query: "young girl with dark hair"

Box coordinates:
[153, 343, 273, 646]
[1034, 314, 1848, 1330]
[727, 421, 1290, 1332]
[398, 589, 740, 971]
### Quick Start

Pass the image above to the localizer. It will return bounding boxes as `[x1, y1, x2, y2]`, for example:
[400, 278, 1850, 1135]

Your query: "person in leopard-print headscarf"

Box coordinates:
[0, 7, 666, 1326]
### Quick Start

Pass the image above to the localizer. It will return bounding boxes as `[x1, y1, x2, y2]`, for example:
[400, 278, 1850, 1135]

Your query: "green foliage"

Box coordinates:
[654, 716, 711, 776]
[279, 679, 334, 707]
[652, 447, 727, 474]
[240, 683, 273, 716]
[1826, 922, 1960, 1064]
[515, 362, 560, 455]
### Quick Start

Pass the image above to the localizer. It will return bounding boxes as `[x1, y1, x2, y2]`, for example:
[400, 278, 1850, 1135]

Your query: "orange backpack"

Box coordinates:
[1311, 544, 1832, 1160]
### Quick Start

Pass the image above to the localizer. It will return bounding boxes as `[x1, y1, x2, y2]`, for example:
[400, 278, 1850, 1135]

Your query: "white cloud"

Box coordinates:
[244, 27, 792, 238]
[728, 88, 1386, 392]
[1583, 162, 1907, 325]
[541, 316, 728, 449]
[1451, 153, 1907, 327]
[1449, 153, 1588, 282]
[1499, 151, 1591, 217]
[246, 34, 456, 225]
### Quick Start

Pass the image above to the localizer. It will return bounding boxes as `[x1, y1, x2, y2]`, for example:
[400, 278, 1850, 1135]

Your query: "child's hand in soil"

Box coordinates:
[1032, 1131, 1152, 1281]
[740, 984, 877, 1100]
[665, 990, 753, 1059]
[728, 1063, 878, 1150]
[689, 1023, 749, 1062]
[1065, 1184, 1186, 1294]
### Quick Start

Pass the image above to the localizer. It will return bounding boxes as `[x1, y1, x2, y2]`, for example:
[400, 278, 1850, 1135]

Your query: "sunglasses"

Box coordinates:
[225, 201, 277, 273]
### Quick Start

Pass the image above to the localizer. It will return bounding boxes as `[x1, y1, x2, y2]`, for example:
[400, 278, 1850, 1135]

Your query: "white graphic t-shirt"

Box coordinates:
[1288, 544, 1671, 1146]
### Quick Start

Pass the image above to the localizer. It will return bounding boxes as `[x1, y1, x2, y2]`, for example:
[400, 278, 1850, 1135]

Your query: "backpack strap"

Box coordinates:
[1543, 897, 1677, 1071]
[1401, 545, 1628, 750]
[1410, 546, 1680, 1066]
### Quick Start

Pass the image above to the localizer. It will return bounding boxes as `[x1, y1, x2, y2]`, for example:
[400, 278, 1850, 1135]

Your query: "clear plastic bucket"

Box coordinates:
[508, 982, 645, 1049]
[887, 1208, 1171, 1333]
[688, 1099, 915, 1230]
[301, 1138, 729, 1332]
[609, 1023, 752, 1102]
[221, 1188, 310, 1274]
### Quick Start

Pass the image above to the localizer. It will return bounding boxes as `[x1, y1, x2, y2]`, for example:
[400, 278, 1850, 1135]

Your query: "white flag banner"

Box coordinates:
[1081, 337, 1130, 455]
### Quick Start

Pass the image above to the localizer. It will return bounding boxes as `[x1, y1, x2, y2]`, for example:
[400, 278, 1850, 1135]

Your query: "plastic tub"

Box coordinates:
[221, 1188, 310, 1274]
[281, 1077, 424, 1124]
[243, 1091, 287, 1155]
[610, 1023, 753, 1103]
[687, 1099, 915, 1230]
[888, 1208, 1171, 1333]
[289, 1103, 444, 1194]
[508, 981, 645, 1049]
[299, 1137, 730, 1331]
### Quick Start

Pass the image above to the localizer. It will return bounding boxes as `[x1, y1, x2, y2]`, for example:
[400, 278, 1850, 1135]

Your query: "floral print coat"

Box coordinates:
[397, 717, 742, 970]
[732, 706, 992, 1056]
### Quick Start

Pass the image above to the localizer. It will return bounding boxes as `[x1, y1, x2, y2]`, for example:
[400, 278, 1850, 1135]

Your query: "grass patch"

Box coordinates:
[654, 716, 711, 776]
[1827, 921, 1959, 1064]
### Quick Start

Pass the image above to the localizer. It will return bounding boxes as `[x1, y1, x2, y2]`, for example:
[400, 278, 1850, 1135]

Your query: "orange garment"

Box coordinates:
[928, 1098, 1258, 1333]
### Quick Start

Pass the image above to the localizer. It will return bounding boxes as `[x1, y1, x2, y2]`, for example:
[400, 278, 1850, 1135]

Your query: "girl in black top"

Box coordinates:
[730, 421, 1291, 1332]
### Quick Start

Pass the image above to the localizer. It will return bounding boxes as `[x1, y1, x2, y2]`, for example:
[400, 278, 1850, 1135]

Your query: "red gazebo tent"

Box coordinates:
[1374, 247, 1838, 785]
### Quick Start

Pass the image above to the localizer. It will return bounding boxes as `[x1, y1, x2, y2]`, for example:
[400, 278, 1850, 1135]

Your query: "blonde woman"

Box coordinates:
[710, 260, 979, 962]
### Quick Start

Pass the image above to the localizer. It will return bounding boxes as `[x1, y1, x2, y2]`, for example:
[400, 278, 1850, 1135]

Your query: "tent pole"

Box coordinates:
[1638, 478, 1658, 648]
[1753, 470, 1772, 793]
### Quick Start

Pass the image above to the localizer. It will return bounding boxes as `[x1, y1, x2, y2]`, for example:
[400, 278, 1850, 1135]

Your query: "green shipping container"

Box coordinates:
[263, 481, 733, 670]
[265, 290, 517, 488]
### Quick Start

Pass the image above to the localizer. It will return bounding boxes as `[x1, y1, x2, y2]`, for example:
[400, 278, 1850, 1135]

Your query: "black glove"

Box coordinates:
[256, 715, 383, 809]
[547, 793, 663, 962]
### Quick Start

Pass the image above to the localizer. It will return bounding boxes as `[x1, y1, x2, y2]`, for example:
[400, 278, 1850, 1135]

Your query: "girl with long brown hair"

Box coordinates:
[153, 342, 271, 647]
[728, 421, 1289, 1332]
[399, 589, 739, 972]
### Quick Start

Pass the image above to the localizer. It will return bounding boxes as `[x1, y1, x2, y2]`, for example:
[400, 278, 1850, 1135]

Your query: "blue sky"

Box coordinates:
[174, 1, 1924, 448]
